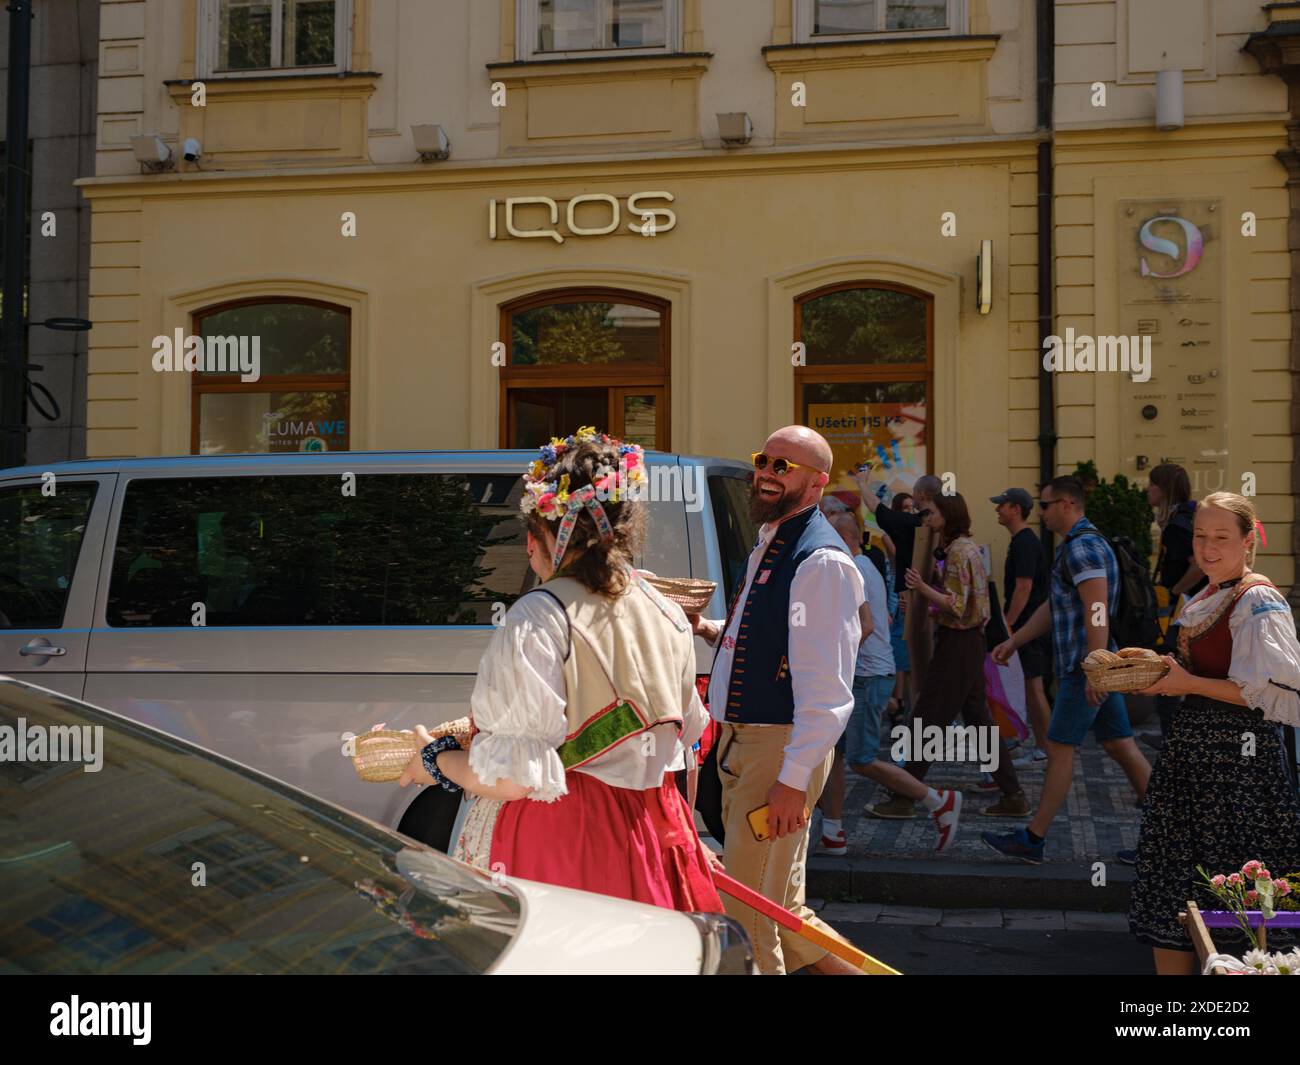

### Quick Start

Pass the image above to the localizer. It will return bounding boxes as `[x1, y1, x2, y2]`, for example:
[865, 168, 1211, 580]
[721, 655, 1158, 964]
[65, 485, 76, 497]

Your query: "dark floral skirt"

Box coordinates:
[1128, 695, 1300, 952]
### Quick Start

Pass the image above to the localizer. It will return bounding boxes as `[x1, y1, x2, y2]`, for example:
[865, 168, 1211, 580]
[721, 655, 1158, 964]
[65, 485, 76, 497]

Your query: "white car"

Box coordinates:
[0, 676, 752, 975]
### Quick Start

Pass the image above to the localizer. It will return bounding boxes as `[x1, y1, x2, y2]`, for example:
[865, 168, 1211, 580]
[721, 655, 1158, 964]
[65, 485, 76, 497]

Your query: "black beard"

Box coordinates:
[748, 481, 794, 524]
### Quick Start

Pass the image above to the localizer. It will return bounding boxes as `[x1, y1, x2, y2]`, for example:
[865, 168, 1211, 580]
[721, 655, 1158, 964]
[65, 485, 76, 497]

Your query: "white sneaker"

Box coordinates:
[819, 829, 847, 856]
[931, 789, 963, 853]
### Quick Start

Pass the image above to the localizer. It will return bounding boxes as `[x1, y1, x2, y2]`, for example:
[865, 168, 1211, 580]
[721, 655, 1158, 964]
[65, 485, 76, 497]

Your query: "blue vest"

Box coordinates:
[713, 505, 851, 725]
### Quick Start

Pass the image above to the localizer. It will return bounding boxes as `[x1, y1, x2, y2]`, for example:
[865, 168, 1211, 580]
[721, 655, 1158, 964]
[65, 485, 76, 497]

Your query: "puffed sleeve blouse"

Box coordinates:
[1227, 583, 1300, 727]
[467, 592, 571, 803]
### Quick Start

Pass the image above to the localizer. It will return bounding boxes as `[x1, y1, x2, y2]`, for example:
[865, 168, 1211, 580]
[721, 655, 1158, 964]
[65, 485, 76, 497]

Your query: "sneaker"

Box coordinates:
[974, 773, 1000, 791]
[1011, 746, 1035, 768]
[1116, 849, 1137, 866]
[982, 790, 1031, 817]
[931, 789, 963, 853]
[981, 828, 1045, 865]
[820, 829, 847, 856]
[1032, 747, 1047, 762]
[867, 795, 917, 819]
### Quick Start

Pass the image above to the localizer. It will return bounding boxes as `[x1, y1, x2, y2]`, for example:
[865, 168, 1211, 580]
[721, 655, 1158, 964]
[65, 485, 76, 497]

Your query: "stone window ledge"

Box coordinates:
[763, 34, 999, 72]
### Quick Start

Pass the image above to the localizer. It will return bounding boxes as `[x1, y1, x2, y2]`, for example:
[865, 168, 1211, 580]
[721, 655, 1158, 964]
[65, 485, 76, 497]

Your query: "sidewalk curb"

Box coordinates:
[807, 856, 1135, 912]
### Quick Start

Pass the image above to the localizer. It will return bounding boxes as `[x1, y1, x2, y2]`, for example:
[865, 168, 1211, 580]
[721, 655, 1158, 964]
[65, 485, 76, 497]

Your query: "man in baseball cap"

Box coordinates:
[990, 487, 1051, 777]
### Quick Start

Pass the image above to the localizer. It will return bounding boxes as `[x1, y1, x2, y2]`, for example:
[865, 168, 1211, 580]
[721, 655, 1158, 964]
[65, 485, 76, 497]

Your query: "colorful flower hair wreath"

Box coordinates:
[520, 426, 647, 570]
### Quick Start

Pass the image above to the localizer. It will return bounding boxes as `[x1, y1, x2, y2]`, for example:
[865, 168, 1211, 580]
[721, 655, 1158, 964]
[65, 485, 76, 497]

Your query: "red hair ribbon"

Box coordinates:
[1255, 520, 1267, 549]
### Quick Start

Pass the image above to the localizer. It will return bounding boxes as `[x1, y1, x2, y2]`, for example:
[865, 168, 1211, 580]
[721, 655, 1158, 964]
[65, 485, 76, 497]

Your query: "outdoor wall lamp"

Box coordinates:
[977, 239, 993, 315]
[1156, 70, 1184, 131]
[717, 112, 753, 147]
[130, 134, 174, 172]
[412, 124, 451, 162]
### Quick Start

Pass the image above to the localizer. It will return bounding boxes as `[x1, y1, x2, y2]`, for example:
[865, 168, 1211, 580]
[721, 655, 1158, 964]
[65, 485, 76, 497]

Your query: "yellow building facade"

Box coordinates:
[80, 0, 1296, 588]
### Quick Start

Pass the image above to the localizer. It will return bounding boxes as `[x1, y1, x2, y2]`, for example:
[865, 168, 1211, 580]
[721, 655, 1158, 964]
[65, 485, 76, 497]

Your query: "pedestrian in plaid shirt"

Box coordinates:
[982, 476, 1151, 864]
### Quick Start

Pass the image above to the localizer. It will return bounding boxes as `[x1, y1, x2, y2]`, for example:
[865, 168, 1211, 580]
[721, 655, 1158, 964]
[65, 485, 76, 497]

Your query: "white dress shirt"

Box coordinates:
[706, 505, 863, 790]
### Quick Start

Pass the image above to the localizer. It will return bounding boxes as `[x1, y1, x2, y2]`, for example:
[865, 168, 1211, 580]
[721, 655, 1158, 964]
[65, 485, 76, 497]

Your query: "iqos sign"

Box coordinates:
[489, 191, 676, 244]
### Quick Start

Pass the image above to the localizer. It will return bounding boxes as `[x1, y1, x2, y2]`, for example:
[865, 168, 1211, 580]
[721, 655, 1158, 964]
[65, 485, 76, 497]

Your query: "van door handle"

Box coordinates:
[19, 640, 67, 657]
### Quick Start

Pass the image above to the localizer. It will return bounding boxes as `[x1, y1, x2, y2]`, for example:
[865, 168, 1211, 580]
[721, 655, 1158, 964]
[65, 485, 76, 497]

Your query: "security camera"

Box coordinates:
[182, 138, 202, 162]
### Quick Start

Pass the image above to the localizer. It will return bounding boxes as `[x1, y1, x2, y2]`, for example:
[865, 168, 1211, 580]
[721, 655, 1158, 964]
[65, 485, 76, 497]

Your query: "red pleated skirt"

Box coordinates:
[490, 770, 725, 913]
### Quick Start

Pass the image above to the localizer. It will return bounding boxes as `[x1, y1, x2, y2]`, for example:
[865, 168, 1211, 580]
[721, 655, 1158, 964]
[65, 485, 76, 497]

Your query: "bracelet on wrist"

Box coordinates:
[421, 735, 463, 792]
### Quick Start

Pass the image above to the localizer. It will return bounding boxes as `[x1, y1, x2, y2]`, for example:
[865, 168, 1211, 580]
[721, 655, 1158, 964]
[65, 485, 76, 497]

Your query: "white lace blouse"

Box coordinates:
[1177, 579, 1300, 726]
[466, 591, 710, 802]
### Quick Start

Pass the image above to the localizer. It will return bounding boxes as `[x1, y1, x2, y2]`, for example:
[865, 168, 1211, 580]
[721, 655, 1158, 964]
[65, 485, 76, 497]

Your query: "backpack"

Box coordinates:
[1057, 528, 1161, 650]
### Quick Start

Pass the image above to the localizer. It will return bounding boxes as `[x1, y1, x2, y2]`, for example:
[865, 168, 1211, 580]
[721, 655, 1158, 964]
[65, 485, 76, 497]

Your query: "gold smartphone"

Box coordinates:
[747, 804, 770, 842]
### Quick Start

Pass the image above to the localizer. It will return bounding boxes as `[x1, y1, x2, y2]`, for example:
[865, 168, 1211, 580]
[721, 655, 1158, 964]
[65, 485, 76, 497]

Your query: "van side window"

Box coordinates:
[107, 474, 530, 627]
[707, 475, 757, 606]
[0, 483, 98, 629]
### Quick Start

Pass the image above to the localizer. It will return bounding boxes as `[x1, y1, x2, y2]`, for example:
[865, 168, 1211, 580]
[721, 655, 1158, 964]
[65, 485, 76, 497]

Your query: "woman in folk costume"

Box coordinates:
[399, 427, 724, 912]
[1129, 492, 1300, 973]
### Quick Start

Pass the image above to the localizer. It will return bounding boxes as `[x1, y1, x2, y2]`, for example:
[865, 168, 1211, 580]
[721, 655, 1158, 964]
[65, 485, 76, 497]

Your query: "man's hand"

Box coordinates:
[992, 637, 1017, 666]
[1083, 680, 1105, 707]
[766, 780, 810, 840]
[686, 614, 717, 643]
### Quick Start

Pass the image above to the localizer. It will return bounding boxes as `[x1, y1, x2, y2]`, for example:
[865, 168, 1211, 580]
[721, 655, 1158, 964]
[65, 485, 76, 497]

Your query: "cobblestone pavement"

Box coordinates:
[819, 727, 1158, 865]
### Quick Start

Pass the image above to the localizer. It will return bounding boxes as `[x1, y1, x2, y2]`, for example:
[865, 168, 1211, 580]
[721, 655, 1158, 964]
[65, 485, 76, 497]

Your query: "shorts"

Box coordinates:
[1016, 631, 1052, 682]
[1047, 668, 1132, 746]
[836, 674, 895, 766]
[889, 612, 910, 673]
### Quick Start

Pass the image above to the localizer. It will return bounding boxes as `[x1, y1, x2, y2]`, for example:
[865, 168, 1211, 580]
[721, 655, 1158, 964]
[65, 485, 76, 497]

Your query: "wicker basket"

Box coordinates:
[1081, 648, 1170, 693]
[349, 729, 420, 783]
[643, 575, 717, 613]
[348, 719, 473, 782]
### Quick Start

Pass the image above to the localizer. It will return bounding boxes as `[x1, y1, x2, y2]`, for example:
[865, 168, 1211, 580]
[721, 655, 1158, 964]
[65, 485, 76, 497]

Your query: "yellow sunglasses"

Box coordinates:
[751, 452, 810, 476]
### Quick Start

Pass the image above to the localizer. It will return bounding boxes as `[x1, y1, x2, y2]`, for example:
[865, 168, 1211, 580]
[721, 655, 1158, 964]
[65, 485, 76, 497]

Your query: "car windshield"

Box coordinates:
[0, 678, 521, 974]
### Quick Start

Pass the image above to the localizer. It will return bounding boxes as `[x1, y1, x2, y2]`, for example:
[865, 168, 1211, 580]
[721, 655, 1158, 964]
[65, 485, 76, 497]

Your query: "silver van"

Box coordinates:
[0, 450, 755, 839]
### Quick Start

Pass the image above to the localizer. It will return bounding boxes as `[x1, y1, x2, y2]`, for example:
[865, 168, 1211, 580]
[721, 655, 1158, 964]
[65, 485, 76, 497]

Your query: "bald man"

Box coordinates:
[690, 426, 864, 976]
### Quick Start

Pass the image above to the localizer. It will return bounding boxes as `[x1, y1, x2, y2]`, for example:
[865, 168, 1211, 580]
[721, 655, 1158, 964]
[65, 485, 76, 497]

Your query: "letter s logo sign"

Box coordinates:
[1138, 215, 1203, 279]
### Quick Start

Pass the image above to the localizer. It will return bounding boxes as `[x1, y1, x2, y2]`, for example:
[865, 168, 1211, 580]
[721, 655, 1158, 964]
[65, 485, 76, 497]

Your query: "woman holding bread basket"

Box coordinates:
[393, 428, 724, 913]
[1127, 491, 1300, 974]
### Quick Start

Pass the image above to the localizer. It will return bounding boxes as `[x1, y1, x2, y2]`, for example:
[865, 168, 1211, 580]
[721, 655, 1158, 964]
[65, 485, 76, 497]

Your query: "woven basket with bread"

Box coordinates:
[641, 575, 717, 614]
[1080, 647, 1170, 693]
[347, 717, 472, 783]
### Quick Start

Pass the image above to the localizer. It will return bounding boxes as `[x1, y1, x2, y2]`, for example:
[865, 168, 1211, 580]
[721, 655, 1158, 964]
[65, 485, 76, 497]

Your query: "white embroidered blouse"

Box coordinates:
[1177, 577, 1300, 727]
[466, 591, 710, 803]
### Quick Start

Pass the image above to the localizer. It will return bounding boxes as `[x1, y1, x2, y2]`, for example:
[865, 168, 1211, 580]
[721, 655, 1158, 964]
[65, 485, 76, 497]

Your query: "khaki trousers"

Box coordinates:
[717, 722, 836, 975]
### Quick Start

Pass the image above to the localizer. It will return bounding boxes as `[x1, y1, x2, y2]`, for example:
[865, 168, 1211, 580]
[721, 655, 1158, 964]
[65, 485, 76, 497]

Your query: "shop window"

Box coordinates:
[794, 0, 965, 40]
[795, 282, 931, 517]
[500, 289, 669, 449]
[200, 0, 352, 76]
[192, 298, 350, 455]
[518, 0, 680, 59]
[106, 473, 531, 628]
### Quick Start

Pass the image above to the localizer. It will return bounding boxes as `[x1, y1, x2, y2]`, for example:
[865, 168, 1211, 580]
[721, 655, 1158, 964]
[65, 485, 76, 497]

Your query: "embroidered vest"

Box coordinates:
[538, 570, 694, 772]
[1178, 573, 1277, 680]
[713, 505, 851, 725]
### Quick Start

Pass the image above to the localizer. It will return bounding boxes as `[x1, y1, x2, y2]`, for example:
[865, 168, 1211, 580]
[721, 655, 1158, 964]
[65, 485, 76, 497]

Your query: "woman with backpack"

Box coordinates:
[1144, 464, 1208, 751]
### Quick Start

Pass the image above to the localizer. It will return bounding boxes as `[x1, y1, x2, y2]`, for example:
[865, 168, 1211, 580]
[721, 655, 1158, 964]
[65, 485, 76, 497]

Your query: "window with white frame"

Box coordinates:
[200, 0, 352, 76]
[794, 0, 965, 40]
[517, 0, 681, 60]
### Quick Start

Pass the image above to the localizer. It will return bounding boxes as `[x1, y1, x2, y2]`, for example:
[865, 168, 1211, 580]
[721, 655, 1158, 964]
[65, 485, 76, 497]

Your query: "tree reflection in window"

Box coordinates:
[107, 474, 526, 627]
[799, 286, 927, 366]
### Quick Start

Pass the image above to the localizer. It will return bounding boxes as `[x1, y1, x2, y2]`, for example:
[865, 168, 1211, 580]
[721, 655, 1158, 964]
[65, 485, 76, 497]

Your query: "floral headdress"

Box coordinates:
[520, 426, 647, 570]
